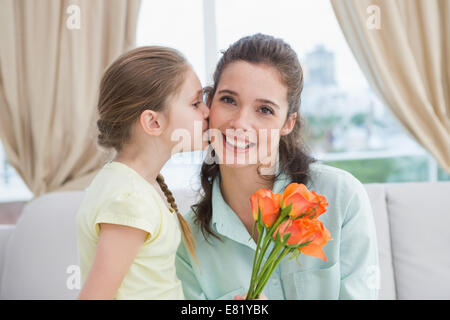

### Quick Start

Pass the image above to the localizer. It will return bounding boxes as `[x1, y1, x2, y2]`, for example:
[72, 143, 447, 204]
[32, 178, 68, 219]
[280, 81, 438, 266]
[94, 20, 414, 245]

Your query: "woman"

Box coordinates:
[175, 34, 379, 300]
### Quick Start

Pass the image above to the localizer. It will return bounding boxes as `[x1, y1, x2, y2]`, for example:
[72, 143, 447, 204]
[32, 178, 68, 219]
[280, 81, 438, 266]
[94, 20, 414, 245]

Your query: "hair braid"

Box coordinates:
[156, 174, 198, 265]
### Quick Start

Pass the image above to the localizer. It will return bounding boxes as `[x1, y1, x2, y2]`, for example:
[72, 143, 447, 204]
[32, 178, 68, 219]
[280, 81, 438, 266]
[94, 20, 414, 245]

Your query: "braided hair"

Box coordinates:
[156, 174, 198, 264]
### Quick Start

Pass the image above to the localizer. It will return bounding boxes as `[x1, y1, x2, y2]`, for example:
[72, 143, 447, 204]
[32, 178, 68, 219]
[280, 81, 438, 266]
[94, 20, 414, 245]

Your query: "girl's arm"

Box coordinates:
[78, 223, 148, 299]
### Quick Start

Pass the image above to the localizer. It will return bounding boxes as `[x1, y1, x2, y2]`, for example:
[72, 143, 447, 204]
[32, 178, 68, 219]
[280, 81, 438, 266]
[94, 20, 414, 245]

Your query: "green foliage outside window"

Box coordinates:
[323, 156, 430, 184]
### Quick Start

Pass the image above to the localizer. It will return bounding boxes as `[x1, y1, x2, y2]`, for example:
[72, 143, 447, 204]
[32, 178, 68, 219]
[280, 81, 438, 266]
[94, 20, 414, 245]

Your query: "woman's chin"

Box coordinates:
[221, 161, 251, 168]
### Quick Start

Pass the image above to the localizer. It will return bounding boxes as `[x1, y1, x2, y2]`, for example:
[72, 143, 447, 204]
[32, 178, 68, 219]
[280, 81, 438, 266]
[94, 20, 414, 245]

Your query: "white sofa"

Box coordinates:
[0, 181, 449, 299]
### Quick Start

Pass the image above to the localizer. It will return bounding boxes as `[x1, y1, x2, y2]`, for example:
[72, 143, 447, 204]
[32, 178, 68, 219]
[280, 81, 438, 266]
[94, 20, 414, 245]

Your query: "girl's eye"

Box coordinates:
[259, 106, 274, 115]
[220, 96, 236, 105]
[193, 101, 201, 108]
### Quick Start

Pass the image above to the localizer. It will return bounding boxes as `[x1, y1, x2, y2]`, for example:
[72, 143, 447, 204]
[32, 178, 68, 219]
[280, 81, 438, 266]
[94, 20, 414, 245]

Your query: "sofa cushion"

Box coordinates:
[364, 184, 397, 299]
[0, 225, 15, 287]
[0, 192, 85, 299]
[386, 181, 450, 299]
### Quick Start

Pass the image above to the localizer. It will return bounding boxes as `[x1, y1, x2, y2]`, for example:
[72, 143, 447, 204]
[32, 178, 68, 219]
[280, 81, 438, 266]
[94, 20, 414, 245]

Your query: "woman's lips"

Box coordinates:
[221, 132, 256, 153]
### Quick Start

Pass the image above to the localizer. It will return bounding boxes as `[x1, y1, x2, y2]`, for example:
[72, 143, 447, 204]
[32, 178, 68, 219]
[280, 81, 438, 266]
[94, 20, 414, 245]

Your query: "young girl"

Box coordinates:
[76, 46, 209, 299]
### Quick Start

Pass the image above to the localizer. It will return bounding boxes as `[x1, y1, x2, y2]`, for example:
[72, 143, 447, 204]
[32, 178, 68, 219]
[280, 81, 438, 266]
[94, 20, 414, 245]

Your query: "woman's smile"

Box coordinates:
[221, 131, 257, 154]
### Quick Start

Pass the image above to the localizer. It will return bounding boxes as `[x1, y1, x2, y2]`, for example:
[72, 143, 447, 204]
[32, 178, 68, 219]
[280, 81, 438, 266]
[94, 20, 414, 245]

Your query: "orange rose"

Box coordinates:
[250, 189, 282, 227]
[273, 217, 332, 261]
[299, 219, 332, 261]
[311, 191, 329, 218]
[282, 183, 328, 219]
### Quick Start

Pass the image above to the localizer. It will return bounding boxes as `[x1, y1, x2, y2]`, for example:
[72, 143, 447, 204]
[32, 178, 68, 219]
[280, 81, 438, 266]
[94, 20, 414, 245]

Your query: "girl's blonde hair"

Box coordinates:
[96, 46, 198, 264]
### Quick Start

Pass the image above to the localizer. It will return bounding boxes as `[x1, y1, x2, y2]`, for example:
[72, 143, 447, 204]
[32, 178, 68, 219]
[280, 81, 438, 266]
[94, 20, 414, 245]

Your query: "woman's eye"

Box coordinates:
[259, 106, 274, 115]
[220, 96, 236, 105]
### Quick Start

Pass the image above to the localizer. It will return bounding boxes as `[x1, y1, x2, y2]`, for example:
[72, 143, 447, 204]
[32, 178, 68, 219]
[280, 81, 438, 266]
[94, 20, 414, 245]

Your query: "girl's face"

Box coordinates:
[208, 61, 296, 168]
[164, 68, 210, 153]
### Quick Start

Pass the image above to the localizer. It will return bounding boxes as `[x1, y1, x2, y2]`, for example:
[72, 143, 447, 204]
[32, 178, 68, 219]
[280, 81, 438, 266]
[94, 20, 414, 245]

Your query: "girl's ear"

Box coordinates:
[139, 109, 166, 136]
[280, 112, 297, 136]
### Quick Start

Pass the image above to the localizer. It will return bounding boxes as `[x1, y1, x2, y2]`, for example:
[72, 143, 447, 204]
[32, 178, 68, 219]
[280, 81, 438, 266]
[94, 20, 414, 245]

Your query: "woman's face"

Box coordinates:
[208, 61, 296, 169]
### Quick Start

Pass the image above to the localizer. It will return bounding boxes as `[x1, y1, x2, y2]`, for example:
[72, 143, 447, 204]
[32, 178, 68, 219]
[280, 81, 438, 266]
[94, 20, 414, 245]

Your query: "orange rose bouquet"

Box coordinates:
[246, 183, 332, 300]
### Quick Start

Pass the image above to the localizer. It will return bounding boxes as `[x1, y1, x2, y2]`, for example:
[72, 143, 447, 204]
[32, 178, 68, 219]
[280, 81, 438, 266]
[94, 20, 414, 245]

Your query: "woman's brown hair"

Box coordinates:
[193, 33, 318, 242]
[96, 46, 198, 264]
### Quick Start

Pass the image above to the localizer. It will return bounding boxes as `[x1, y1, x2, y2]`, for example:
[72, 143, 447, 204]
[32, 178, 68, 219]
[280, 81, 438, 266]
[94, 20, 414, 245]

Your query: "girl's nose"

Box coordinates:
[201, 102, 210, 119]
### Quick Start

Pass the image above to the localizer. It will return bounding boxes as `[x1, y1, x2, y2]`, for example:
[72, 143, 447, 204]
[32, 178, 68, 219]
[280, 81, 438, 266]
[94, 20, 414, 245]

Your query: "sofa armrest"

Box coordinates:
[0, 225, 15, 286]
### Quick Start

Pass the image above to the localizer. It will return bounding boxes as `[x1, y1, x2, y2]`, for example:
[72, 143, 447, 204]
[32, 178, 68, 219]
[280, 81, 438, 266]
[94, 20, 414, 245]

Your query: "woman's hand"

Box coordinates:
[233, 293, 268, 300]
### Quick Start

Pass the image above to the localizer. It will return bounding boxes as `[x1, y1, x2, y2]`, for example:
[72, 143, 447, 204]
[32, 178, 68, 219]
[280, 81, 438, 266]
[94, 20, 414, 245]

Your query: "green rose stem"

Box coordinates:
[247, 222, 264, 298]
[253, 247, 292, 297]
[257, 242, 284, 281]
[246, 204, 292, 300]
[247, 227, 271, 300]
[252, 241, 313, 299]
[247, 228, 276, 300]
[253, 206, 290, 277]
[248, 240, 287, 299]
[251, 243, 286, 298]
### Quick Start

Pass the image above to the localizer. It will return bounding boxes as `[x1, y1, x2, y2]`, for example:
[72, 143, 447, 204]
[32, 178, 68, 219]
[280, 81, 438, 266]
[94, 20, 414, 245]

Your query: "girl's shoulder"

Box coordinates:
[83, 162, 165, 216]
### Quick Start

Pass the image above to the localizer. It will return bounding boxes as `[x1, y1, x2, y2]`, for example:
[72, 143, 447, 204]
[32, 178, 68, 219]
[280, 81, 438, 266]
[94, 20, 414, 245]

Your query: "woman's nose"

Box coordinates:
[230, 107, 252, 131]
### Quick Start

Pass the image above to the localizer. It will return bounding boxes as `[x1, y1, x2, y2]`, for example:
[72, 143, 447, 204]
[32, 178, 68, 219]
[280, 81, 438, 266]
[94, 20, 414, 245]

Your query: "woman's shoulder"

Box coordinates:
[179, 209, 200, 236]
[308, 162, 366, 196]
[309, 161, 359, 181]
[306, 162, 371, 222]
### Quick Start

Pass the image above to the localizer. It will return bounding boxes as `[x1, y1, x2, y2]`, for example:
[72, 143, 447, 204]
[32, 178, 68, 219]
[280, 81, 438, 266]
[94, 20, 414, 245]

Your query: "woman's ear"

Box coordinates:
[280, 112, 297, 136]
[139, 109, 166, 136]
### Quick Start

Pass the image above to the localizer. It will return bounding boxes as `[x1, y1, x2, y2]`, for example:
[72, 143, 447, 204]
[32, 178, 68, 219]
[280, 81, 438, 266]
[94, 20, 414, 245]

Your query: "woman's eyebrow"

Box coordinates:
[255, 98, 280, 109]
[217, 89, 238, 96]
[218, 89, 279, 109]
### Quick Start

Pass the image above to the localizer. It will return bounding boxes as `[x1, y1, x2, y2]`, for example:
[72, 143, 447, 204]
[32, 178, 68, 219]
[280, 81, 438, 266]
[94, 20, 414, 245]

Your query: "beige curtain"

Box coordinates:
[330, 0, 450, 172]
[0, 0, 141, 197]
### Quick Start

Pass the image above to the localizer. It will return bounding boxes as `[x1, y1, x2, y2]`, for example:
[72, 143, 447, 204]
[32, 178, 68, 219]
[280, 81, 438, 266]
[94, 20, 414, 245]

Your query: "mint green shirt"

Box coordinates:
[176, 163, 379, 300]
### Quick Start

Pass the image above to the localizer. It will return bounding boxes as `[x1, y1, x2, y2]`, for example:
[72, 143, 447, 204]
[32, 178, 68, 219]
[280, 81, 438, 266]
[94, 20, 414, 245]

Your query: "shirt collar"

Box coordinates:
[211, 169, 294, 250]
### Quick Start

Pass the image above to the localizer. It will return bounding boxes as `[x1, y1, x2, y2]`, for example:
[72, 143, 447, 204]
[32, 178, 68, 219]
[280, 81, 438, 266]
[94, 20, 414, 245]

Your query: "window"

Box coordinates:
[136, 0, 206, 84]
[136, 0, 207, 189]
[212, 0, 448, 183]
[134, 0, 449, 186]
[0, 141, 33, 203]
[2, 0, 448, 203]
